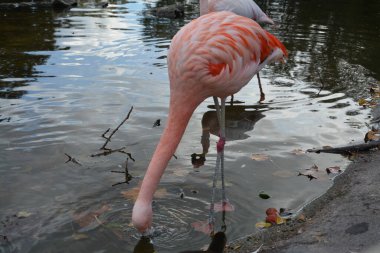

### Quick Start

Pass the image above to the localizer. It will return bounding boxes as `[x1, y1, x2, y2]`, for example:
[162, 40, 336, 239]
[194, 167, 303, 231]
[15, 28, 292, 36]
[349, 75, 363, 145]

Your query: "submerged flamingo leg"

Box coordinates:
[218, 99, 234, 212]
[213, 97, 234, 213]
[207, 96, 223, 232]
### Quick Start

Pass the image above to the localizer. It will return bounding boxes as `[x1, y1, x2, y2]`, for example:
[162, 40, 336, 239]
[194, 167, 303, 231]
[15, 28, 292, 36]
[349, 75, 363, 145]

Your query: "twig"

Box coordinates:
[298, 172, 317, 181]
[64, 153, 82, 166]
[111, 159, 133, 187]
[94, 215, 103, 226]
[91, 147, 127, 157]
[118, 150, 136, 161]
[100, 106, 134, 150]
[101, 128, 111, 140]
[307, 140, 380, 155]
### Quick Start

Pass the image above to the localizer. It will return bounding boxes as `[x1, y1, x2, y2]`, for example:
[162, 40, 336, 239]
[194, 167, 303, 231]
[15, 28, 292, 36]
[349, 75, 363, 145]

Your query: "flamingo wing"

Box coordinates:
[208, 0, 274, 25]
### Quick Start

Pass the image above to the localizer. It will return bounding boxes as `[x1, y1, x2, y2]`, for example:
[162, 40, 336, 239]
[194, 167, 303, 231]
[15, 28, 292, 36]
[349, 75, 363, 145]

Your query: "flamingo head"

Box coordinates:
[132, 199, 153, 234]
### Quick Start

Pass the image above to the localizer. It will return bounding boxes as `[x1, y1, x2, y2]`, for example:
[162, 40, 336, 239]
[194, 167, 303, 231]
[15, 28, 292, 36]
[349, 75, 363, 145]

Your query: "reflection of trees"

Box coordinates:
[139, 0, 197, 41]
[272, 0, 379, 99]
[192, 104, 266, 168]
[0, 7, 55, 99]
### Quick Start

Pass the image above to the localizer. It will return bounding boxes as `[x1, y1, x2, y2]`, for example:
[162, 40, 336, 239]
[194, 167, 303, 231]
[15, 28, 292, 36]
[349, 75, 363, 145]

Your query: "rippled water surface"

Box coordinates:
[1, 0, 379, 252]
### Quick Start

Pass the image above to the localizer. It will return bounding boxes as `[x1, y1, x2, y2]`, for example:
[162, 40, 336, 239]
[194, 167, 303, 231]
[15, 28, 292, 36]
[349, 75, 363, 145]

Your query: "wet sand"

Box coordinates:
[228, 150, 380, 253]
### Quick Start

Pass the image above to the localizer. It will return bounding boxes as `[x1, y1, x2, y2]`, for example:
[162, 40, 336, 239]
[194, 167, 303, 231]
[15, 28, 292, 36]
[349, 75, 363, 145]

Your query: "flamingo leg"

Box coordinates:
[217, 98, 234, 212]
[207, 97, 221, 230]
[257, 72, 265, 102]
[219, 98, 226, 203]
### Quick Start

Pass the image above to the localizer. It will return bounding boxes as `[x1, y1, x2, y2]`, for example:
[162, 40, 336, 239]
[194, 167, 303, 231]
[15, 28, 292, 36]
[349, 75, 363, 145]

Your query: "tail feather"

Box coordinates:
[259, 30, 288, 64]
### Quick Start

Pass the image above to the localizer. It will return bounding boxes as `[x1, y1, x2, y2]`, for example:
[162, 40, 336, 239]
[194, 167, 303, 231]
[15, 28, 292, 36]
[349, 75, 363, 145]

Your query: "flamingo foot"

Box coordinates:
[216, 137, 225, 153]
[259, 92, 265, 102]
[214, 200, 235, 212]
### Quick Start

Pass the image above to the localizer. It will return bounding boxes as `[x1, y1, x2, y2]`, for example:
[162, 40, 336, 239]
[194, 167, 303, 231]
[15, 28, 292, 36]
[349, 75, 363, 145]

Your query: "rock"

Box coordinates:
[152, 3, 184, 19]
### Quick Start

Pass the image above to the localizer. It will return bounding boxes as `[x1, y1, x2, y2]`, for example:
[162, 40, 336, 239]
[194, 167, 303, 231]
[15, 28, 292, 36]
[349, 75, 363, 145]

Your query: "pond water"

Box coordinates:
[0, 0, 379, 252]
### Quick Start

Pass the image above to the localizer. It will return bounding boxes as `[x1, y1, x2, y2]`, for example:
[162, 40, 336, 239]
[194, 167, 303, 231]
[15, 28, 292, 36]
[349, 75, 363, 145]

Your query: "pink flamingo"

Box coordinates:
[132, 8, 287, 233]
[207, 0, 274, 25]
[206, 0, 275, 101]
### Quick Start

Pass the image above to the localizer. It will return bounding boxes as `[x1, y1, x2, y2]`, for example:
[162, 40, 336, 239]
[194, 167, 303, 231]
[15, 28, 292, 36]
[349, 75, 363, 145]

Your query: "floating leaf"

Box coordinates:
[358, 98, 377, 107]
[16, 211, 32, 218]
[364, 130, 380, 143]
[358, 98, 369, 106]
[276, 216, 285, 225]
[291, 148, 304, 155]
[191, 220, 213, 235]
[73, 204, 111, 228]
[121, 187, 140, 201]
[104, 222, 124, 229]
[259, 191, 271, 199]
[272, 170, 294, 178]
[255, 221, 272, 229]
[121, 187, 168, 201]
[72, 233, 89, 240]
[326, 166, 341, 174]
[251, 153, 269, 161]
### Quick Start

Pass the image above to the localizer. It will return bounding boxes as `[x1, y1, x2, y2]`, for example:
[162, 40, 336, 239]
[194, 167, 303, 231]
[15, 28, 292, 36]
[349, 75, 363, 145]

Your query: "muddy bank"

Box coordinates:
[228, 150, 380, 253]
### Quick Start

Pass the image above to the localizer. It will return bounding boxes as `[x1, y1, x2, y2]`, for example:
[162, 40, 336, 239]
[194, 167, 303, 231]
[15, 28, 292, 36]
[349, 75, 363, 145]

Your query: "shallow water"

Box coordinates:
[0, 0, 379, 252]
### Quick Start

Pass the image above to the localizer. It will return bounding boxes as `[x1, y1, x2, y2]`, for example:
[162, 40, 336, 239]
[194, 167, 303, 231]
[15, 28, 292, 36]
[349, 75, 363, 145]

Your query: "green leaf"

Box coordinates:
[259, 191, 270, 199]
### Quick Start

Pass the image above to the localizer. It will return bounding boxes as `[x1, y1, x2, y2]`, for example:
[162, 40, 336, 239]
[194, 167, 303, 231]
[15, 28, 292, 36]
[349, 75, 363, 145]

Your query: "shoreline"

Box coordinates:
[228, 150, 380, 253]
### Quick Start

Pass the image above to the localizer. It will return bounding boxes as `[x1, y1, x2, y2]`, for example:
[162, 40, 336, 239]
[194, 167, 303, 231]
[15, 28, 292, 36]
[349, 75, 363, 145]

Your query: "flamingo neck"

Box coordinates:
[199, 0, 208, 16]
[136, 98, 197, 203]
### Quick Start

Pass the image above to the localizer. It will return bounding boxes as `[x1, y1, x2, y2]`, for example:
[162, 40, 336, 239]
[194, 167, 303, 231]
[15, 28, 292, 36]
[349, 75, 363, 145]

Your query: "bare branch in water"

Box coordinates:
[307, 140, 380, 154]
[91, 147, 126, 157]
[101, 128, 111, 140]
[111, 159, 133, 186]
[100, 106, 134, 150]
[64, 153, 82, 166]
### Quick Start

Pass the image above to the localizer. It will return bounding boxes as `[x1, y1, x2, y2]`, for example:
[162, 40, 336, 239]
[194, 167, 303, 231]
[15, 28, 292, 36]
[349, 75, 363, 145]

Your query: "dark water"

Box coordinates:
[0, 0, 379, 252]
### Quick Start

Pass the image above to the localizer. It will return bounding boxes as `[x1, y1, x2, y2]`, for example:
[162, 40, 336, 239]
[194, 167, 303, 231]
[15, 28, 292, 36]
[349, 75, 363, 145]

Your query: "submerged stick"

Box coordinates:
[64, 153, 82, 166]
[111, 159, 133, 187]
[91, 147, 135, 160]
[307, 140, 380, 154]
[100, 106, 134, 150]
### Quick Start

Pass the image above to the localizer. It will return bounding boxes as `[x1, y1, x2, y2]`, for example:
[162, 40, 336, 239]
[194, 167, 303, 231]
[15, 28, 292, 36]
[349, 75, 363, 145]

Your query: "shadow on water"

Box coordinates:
[192, 104, 266, 168]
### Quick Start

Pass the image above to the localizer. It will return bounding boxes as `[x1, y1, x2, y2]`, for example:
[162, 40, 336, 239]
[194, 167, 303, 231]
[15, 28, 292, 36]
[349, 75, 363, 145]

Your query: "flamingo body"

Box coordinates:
[132, 11, 287, 233]
[208, 0, 274, 25]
